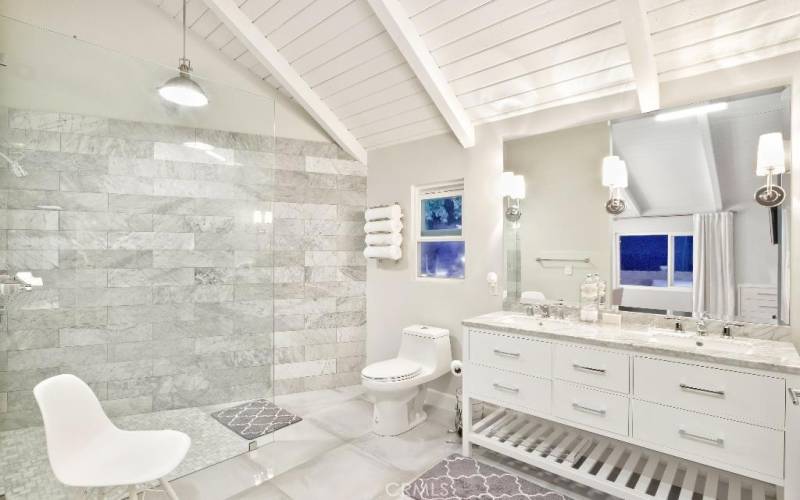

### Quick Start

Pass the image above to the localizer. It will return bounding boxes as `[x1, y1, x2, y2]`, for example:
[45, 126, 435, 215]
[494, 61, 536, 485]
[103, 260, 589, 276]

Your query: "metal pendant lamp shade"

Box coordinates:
[159, 0, 208, 107]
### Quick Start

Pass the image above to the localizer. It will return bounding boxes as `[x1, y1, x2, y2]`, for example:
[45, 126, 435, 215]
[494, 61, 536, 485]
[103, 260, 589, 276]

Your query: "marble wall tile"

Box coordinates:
[1, 108, 364, 429]
[0, 209, 59, 230]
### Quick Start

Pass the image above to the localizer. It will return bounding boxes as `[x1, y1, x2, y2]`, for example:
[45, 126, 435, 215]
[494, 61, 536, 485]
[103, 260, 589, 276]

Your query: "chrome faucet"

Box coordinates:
[722, 321, 744, 339]
[665, 315, 684, 332]
[696, 313, 711, 336]
[552, 299, 566, 320]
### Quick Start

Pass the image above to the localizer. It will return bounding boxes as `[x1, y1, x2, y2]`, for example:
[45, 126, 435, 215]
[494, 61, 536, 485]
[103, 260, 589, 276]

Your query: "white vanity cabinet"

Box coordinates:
[462, 326, 800, 500]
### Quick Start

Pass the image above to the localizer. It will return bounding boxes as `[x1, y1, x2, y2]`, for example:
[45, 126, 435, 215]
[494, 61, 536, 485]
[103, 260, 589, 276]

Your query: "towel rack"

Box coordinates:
[367, 202, 400, 209]
[536, 257, 590, 263]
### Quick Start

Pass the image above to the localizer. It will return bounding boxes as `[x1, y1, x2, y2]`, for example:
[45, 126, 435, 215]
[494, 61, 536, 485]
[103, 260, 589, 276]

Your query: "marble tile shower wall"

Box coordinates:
[0, 108, 367, 431]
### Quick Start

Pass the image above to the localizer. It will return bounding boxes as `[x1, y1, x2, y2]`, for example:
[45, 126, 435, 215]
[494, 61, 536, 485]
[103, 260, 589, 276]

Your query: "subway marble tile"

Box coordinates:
[60, 286, 152, 307]
[274, 328, 337, 348]
[61, 133, 153, 158]
[0, 169, 60, 191]
[106, 268, 193, 287]
[274, 297, 336, 316]
[273, 202, 337, 220]
[7, 230, 107, 250]
[305, 266, 338, 283]
[59, 249, 152, 269]
[151, 318, 234, 340]
[194, 267, 235, 285]
[7, 344, 108, 370]
[7, 189, 108, 212]
[35, 269, 107, 289]
[305, 251, 337, 266]
[233, 284, 273, 301]
[66, 359, 154, 383]
[59, 113, 110, 135]
[274, 266, 304, 283]
[60, 211, 152, 231]
[274, 359, 336, 380]
[305, 156, 366, 176]
[60, 324, 152, 346]
[108, 120, 195, 143]
[101, 396, 153, 417]
[108, 338, 194, 362]
[234, 267, 273, 284]
[0, 127, 60, 152]
[9, 149, 109, 174]
[152, 285, 234, 304]
[5, 288, 59, 310]
[274, 314, 305, 332]
[109, 194, 194, 214]
[107, 303, 194, 327]
[193, 333, 273, 355]
[338, 266, 366, 281]
[2, 250, 60, 270]
[305, 219, 337, 236]
[337, 251, 365, 266]
[194, 129, 273, 152]
[337, 204, 364, 221]
[152, 249, 233, 268]
[336, 296, 366, 312]
[8, 109, 61, 131]
[60, 173, 154, 195]
[6, 329, 60, 350]
[108, 231, 194, 250]
[337, 325, 366, 342]
[0, 209, 59, 230]
[154, 142, 234, 165]
[195, 231, 269, 251]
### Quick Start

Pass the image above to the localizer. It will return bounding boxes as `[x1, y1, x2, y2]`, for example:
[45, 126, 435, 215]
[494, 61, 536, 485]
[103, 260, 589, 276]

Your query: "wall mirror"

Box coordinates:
[503, 88, 791, 325]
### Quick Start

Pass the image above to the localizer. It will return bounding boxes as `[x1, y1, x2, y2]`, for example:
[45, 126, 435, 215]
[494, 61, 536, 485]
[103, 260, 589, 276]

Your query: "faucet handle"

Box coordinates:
[722, 321, 745, 338]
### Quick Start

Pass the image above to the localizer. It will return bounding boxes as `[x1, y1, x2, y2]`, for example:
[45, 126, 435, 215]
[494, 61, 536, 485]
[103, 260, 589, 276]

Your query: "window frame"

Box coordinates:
[413, 180, 465, 281]
[613, 231, 693, 290]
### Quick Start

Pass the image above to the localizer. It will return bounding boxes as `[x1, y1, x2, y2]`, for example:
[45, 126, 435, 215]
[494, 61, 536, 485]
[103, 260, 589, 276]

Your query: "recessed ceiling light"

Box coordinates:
[654, 102, 728, 122]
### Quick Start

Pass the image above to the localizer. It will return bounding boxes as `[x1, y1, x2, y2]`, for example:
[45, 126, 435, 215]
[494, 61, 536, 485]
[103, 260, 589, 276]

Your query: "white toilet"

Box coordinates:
[361, 325, 452, 436]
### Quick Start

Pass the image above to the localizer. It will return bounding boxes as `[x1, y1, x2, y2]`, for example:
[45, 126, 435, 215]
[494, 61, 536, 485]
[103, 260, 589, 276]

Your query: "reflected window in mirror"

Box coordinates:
[618, 234, 693, 289]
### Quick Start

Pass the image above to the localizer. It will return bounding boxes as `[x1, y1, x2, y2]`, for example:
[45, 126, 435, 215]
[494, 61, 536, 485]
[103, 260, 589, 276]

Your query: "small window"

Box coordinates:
[415, 181, 464, 279]
[617, 233, 692, 288]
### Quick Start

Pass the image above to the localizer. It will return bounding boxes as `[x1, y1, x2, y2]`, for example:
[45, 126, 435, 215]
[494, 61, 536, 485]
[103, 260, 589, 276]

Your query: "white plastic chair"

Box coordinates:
[33, 374, 191, 500]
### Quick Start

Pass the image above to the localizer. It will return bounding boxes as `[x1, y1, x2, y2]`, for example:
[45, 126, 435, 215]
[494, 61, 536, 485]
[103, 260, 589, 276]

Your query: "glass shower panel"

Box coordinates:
[0, 15, 275, 499]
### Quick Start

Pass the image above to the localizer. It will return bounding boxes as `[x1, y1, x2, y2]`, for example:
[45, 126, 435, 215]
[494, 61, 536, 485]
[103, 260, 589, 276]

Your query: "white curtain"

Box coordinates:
[781, 207, 790, 324]
[692, 212, 736, 319]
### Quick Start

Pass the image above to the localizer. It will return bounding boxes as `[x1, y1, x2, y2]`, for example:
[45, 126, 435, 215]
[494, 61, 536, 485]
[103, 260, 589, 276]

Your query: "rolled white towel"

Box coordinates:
[364, 219, 403, 234]
[365, 205, 401, 221]
[365, 232, 403, 246]
[363, 245, 401, 260]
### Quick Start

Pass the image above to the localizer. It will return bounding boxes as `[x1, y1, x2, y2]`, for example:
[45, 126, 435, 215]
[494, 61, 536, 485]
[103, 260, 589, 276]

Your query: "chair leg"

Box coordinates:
[159, 478, 179, 500]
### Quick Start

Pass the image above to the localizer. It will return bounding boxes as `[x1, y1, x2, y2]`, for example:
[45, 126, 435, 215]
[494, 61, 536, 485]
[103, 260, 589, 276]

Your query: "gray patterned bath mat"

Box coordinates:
[405, 454, 571, 500]
[211, 399, 301, 440]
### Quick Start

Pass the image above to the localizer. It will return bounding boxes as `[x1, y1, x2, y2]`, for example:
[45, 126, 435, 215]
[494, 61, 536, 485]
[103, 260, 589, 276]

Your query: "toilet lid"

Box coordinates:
[362, 359, 422, 382]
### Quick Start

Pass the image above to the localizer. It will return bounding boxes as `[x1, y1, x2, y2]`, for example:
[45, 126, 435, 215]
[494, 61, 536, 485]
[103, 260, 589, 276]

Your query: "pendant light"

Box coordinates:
[158, 0, 208, 107]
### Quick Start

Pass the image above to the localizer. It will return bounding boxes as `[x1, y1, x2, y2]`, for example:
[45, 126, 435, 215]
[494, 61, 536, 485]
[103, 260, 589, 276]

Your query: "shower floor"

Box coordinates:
[0, 388, 361, 500]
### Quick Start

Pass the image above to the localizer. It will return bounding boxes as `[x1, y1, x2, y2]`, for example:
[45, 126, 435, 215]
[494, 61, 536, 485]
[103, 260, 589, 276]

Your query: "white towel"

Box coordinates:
[364, 219, 403, 234]
[364, 245, 401, 260]
[365, 205, 401, 221]
[365, 233, 403, 246]
[520, 291, 547, 304]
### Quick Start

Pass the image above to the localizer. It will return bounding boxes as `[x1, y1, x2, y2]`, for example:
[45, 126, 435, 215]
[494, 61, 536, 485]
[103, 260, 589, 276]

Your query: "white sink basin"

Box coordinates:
[644, 333, 756, 355]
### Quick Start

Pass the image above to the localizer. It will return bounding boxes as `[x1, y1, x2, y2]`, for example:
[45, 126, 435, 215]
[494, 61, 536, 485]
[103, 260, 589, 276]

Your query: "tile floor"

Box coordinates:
[1, 385, 614, 500]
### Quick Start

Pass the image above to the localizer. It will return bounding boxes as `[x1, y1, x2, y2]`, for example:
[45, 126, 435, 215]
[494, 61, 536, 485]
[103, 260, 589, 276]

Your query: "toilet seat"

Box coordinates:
[361, 359, 421, 383]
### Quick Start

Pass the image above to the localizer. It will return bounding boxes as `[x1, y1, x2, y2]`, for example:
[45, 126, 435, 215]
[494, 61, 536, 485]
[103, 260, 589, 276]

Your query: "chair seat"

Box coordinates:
[55, 428, 191, 487]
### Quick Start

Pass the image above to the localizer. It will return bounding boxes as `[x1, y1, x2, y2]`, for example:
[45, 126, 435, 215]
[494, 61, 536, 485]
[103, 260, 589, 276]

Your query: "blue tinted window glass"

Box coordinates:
[419, 241, 465, 279]
[673, 235, 693, 288]
[619, 235, 668, 287]
[422, 195, 462, 236]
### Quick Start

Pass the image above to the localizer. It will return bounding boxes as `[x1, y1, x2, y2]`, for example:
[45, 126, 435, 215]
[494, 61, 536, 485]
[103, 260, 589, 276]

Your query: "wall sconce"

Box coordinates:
[502, 172, 526, 228]
[601, 155, 628, 215]
[755, 132, 787, 207]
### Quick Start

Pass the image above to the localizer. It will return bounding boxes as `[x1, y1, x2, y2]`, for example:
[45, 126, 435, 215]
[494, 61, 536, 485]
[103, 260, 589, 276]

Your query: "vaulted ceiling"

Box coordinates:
[150, 0, 800, 161]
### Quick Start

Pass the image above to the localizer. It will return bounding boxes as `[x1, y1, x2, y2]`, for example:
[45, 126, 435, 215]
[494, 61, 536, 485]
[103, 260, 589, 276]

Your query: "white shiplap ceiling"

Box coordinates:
[151, 0, 800, 155]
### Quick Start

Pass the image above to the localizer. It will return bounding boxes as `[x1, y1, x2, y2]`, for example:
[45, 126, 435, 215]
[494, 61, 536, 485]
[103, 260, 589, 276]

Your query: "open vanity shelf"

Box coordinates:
[472, 406, 778, 500]
[461, 318, 800, 500]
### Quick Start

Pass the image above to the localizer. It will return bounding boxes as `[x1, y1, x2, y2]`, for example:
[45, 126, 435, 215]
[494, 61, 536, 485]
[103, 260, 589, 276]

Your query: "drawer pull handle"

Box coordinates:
[572, 364, 606, 374]
[493, 349, 521, 358]
[572, 403, 606, 416]
[679, 384, 725, 397]
[789, 388, 800, 406]
[679, 429, 724, 447]
[493, 383, 519, 393]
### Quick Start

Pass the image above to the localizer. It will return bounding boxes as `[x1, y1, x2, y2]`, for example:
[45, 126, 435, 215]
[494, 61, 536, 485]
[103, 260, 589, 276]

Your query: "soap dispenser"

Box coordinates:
[580, 274, 599, 322]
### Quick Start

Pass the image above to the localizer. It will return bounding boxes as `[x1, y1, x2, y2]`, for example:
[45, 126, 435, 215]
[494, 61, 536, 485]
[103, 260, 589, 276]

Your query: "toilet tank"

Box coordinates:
[398, 325, 451, 372]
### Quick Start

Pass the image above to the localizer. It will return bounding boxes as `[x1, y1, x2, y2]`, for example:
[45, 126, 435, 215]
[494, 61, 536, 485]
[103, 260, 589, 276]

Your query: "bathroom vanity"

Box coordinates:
[461, 311, 800, 500]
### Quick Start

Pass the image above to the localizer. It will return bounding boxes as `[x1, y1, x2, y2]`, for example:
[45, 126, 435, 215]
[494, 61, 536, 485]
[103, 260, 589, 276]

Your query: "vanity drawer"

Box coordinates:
[553, 380, 629, 436]
[467, 364, 551, 414]
[632, 400, 784, 479]
[553, 344, 630, 393]
[469, 330, 551, 377]
[634, 357, 785, 429]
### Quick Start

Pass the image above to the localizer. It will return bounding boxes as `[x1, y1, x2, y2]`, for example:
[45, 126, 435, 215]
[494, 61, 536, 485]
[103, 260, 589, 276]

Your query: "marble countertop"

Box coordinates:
[463, 311, 800, 375]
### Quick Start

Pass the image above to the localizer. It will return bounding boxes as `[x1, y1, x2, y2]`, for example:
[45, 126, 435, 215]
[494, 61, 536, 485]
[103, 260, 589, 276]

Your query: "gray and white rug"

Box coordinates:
[211, 399, 302, 440]
[405, 454, 571, 500]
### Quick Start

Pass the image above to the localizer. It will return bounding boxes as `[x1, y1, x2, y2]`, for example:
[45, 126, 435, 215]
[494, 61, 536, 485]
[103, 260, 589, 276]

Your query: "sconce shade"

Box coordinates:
[602, 156, 628, 188]
[511, 175, 526, 199]
[501, 172, 515, 197]
[756, 132, 786, 176]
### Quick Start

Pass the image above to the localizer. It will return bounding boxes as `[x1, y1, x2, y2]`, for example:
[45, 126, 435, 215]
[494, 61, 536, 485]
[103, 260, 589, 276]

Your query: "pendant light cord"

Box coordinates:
[182, 0, 187, 61]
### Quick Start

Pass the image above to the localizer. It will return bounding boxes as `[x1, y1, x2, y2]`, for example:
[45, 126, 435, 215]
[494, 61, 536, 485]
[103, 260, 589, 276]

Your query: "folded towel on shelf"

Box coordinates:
[364, 219, 403, 234]
[363, 245, 401, 260]
[365, 205, 401, 221]
[365, 232, 403, 246]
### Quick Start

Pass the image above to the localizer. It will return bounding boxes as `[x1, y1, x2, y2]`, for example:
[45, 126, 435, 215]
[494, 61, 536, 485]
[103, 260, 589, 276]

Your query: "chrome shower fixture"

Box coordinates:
[0, 151, 27, 177]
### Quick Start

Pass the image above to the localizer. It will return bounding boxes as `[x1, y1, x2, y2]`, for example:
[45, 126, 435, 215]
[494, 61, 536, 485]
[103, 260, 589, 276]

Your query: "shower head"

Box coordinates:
[0, 151, 27, 177]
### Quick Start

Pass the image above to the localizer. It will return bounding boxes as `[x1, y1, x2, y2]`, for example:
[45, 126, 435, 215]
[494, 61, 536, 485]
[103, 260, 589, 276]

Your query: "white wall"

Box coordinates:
[368, 52, 800, 395]
[505, 122, 612, 304]
[0, 0, 328, 142]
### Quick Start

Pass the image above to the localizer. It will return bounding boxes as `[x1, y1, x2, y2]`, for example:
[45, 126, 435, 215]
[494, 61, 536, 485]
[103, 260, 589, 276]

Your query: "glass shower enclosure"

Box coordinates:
[0, 14, 277, 499]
